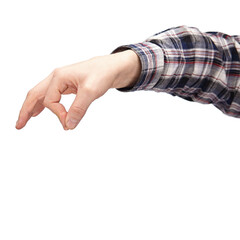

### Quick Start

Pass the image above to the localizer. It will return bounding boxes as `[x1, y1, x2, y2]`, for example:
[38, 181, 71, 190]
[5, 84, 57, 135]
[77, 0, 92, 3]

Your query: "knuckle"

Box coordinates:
[26, 88, 39, 101]
[27, 88, 39, 99]
[82, 84, 98, 98]
[27, 89, 34, 98]
[52, 67, 64, 79]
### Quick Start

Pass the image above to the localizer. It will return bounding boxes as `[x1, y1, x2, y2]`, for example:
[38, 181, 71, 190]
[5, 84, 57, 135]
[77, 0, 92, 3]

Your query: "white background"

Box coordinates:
[0, 0, 240, 239]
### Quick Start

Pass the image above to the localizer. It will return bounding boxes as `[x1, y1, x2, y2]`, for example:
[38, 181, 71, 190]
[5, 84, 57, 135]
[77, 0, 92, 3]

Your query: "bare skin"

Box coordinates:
[15, 50, 141, 130]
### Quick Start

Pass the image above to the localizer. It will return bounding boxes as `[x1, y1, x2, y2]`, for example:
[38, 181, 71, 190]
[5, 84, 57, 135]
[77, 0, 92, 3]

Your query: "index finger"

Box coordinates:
[16, 73, 53, 130]
[16, 92, 37, 129]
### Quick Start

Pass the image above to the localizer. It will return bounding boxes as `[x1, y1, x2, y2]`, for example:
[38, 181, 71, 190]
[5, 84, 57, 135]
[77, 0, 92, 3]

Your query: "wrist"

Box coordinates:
[111, 50, 141, 89]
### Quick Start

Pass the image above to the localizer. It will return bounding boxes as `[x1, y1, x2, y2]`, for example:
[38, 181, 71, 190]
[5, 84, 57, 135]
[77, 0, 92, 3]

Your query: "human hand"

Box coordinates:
[15, 50, 141, 130]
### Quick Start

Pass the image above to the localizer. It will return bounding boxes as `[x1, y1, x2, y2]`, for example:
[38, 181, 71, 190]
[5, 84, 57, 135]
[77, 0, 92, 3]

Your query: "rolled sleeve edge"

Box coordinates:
[111, 41, 164, 92]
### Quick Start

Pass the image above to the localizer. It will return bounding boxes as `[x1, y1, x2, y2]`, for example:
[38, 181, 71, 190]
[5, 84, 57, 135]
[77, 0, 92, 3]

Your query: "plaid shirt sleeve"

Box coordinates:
[111, 25, 240, 118]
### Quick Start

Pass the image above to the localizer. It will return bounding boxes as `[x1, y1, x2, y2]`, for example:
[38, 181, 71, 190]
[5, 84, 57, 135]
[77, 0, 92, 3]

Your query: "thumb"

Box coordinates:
[66, 88, 94, 130]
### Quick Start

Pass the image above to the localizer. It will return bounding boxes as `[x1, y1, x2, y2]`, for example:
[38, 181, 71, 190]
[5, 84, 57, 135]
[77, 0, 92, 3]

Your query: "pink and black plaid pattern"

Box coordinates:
[112, 25, 240, 118]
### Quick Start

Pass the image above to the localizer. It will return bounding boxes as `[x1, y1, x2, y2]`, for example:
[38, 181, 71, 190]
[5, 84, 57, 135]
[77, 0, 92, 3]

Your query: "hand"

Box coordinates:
[15, 50, 141, 130]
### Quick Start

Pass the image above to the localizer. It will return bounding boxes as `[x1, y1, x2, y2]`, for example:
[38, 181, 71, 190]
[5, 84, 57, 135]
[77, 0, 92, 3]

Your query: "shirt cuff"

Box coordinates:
[111, 42, 164, 92]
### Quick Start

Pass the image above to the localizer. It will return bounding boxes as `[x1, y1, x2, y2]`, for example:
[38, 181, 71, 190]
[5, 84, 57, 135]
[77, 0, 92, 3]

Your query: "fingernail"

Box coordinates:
[67, 118, 78, 129]
[63, 126, 70, 131]
[15, 120, 19, 128]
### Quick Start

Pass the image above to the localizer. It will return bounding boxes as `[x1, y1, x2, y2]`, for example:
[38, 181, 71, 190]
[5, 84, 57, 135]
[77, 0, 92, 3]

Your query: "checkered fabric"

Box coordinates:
[111, 25, 240, 118]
